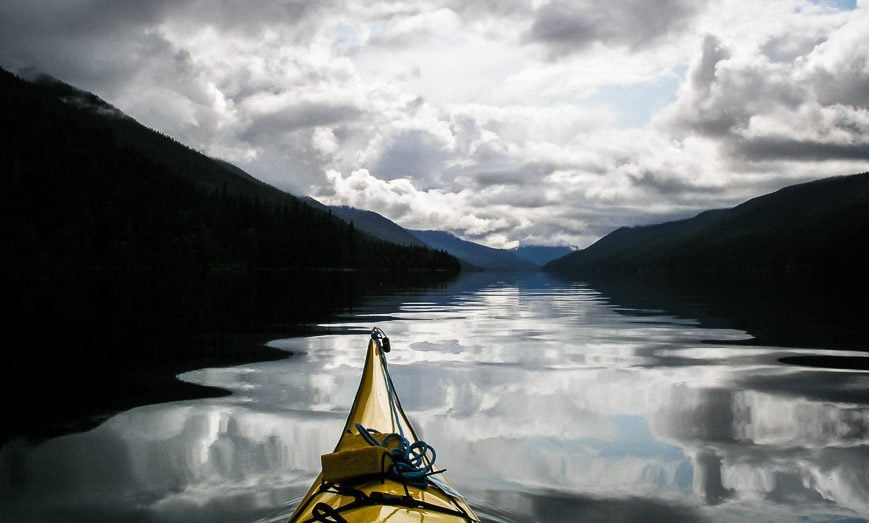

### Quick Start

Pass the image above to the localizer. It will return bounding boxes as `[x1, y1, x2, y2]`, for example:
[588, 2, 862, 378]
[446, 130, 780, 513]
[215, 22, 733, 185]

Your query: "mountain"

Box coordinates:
[27, 71, 277, 198]
[409, 230, 538, 271]
[0, 66, 459, 272]
[311, 201, 536, 270]
[327, 205, 428, 247]
[512, 245, 574, 266]
[545, 172, 869, 276]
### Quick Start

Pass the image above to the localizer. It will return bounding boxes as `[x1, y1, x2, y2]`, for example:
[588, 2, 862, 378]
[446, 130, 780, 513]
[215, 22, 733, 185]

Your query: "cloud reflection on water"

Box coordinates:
[1, 272, 867, 522]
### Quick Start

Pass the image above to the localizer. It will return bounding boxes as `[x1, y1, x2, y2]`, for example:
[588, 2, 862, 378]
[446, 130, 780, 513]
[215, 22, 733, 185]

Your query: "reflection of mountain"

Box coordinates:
[546, 172, 869, 275]
[570, 272, 869, 353]
[512, 245, 574, 265]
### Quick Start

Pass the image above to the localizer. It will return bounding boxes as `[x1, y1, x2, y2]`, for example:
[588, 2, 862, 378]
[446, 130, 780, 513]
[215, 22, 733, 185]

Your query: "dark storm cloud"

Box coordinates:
[628, 170, 726, 196]
[446, 0, 532, 19]
[0, 0, 173, 37]
[0, 0, 177, 89]
[467, 183, 554, 209]
[525, 0, 702, 56]
[167, 0, 340, 43]
[177, 0, 332, 29]
[471, 162, 555, 188]
[372, 129, 451, 182]
[241, 101, 364, 141]
[0, 0, 337, 91]
[734, 138, 869, 162]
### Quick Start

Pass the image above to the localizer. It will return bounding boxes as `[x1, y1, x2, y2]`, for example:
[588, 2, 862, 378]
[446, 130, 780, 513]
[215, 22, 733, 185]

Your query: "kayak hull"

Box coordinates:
[289, 335, 479, 522]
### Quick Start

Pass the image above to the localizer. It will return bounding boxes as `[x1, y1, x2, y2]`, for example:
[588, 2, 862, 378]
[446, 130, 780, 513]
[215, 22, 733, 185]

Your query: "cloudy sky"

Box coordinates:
[2, 0, 868, 248]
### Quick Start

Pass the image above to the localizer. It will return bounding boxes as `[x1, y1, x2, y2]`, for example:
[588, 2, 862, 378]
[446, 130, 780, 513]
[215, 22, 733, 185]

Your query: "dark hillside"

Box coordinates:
[546, 173, 869, 276]
[30, 73, 276, 198]
[0, 67, 459, 272]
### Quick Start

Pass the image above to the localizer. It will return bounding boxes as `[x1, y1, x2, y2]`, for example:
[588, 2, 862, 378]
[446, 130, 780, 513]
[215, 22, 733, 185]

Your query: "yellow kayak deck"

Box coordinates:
[289, 331, 479, 522]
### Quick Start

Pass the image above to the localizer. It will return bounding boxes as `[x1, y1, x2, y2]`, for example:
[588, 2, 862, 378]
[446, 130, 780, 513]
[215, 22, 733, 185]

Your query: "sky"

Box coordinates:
[2, 0, 868, 249]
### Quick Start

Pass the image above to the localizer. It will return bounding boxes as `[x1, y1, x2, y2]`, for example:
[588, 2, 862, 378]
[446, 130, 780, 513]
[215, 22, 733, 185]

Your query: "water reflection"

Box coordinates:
[1, 271, 867, 522]
[0, 269, 459, 442]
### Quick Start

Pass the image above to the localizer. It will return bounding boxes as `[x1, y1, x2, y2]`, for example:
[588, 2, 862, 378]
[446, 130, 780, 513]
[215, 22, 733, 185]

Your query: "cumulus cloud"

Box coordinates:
[2, 0, 868, 248]
[658, 3, 869, 170]
[326, 168, 517, 239]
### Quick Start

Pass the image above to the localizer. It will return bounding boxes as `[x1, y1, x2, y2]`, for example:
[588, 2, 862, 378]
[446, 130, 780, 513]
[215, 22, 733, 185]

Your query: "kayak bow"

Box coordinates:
[289, 328, 480, 522]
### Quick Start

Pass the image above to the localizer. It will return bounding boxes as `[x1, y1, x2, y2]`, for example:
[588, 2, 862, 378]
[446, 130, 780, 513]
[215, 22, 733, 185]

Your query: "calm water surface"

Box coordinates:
[1, 272, 867, 522]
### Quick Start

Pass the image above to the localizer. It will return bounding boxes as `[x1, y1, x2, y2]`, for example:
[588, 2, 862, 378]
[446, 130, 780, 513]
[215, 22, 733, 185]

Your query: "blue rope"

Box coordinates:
[355, 422, 437, 481]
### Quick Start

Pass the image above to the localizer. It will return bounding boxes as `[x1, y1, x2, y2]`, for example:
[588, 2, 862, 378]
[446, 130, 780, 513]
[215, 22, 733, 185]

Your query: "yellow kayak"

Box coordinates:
[289, 328, 480, 522]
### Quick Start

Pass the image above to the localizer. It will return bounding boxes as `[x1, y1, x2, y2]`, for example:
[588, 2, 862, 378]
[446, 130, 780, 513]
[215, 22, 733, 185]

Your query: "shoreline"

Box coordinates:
[1, 339, 292, 447]
[1, 269, 461, 449]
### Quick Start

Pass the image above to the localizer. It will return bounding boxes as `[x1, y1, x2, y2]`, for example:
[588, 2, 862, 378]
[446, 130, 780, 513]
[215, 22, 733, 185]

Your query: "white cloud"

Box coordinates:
[658, 2, 869, 167]
[311, 127, 340, 156]
[325, 168, 515, 239]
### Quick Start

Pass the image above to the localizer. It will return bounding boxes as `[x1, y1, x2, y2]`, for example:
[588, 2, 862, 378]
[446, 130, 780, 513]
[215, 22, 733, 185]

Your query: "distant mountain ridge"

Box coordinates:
[545, 172, 869, 276]
[409, 230, 538, 271]
[305, 200, 554, 271]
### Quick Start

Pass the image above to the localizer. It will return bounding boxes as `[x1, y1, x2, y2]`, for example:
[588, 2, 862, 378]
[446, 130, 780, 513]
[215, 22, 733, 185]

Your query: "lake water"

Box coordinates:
[1, 271, 867, 522]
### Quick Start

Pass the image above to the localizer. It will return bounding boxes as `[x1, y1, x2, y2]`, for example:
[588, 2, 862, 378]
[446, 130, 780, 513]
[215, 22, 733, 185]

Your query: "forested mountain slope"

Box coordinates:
[0, 67, 458, 272]
[546, 172, 869, 276]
